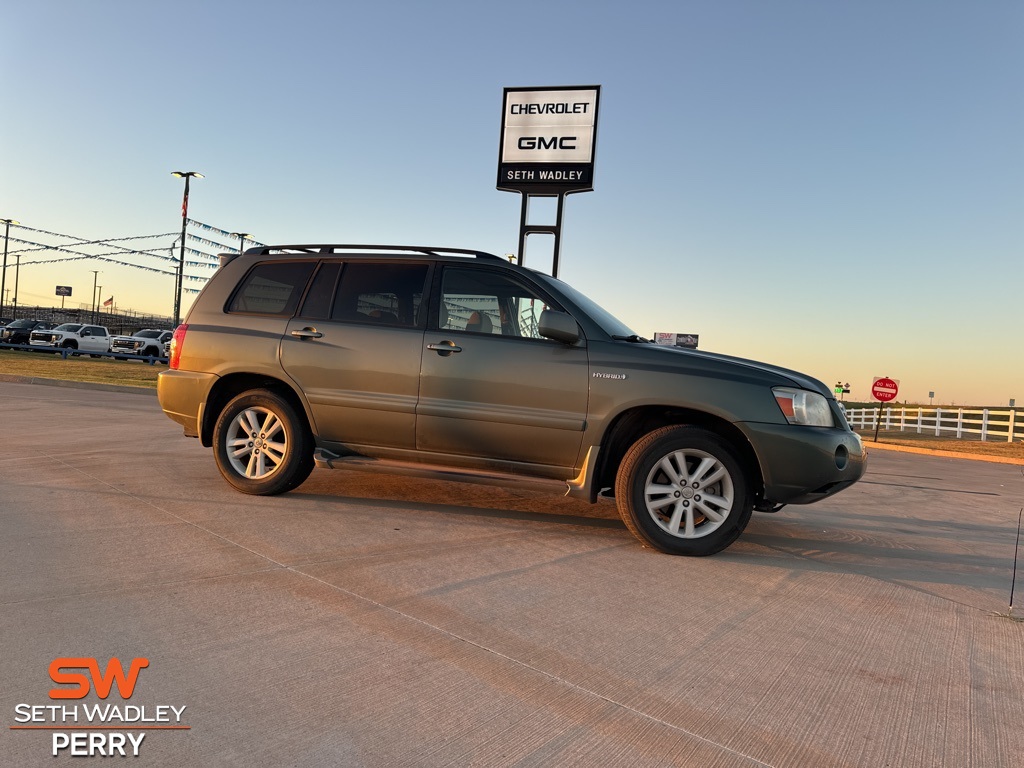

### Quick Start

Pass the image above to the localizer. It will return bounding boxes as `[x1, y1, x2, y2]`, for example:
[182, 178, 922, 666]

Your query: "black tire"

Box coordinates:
[212, 389, 314, 495]
[614, 426, 753, 556]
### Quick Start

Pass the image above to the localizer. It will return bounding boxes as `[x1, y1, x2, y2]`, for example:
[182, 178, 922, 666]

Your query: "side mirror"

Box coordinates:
[538, 309, 580, 345]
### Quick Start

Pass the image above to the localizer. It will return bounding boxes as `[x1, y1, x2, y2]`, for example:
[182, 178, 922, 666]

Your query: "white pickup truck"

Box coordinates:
[110, 328, 173, 357]
[29, 323, 111, 354]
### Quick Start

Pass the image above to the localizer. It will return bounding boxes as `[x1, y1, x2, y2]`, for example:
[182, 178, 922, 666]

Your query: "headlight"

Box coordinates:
[773, 388, 834, 427]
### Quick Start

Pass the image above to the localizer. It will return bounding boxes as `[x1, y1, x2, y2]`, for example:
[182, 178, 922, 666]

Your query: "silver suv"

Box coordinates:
[158, 245, 865, 555]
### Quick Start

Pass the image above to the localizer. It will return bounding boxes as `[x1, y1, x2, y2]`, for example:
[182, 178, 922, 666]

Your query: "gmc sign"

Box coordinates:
[498, 85, 600, 193]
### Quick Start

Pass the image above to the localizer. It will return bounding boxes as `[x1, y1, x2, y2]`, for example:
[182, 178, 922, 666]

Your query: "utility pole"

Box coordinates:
[1, 218, 18, 317]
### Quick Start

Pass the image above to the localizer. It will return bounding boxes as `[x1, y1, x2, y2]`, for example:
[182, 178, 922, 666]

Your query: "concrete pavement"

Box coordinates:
[1, 381, 1022, 766]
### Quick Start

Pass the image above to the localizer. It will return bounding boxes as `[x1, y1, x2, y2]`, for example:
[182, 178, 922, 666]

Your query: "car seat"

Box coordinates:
[465, 311, 492, 334]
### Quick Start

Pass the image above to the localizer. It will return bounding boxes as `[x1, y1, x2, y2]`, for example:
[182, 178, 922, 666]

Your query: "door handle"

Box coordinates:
[427, 341, 462, 356]
[291, 327, 323, 339]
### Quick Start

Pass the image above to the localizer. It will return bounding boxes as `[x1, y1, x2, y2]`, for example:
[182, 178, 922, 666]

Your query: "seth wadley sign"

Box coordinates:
[497, 86, 600, 191]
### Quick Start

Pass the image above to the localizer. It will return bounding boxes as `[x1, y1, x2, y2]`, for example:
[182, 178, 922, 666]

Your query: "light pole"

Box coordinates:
[230, 232, 252, 255]
[90, 270, 100, 324]
[12, 253, 21, 311]
[171, 171, 203, 325]
[1, 218, 18, 316]
[168, 238, 180, 314]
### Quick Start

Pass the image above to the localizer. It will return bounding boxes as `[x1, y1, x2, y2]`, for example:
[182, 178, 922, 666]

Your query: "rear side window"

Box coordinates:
[330, 262, 428, 327]
[228, 261, 317, 315]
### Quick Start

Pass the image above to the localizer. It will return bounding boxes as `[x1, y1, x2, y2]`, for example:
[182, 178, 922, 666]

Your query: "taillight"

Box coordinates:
[169, 324, 188, 369]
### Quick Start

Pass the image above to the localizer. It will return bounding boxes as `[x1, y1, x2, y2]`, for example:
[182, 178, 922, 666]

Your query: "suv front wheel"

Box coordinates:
[615, 426, 753, 556]
[213, 389, 314, 495]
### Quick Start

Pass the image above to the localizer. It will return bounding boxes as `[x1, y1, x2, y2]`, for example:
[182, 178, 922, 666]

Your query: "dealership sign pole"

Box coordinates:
[497, 85, 600, 277]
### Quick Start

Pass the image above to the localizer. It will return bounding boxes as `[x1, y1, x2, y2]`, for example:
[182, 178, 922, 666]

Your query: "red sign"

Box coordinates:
[872, 377, 899, 402]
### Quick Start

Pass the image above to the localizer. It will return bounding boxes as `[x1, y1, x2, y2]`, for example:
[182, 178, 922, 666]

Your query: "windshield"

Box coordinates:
[137, 330, 161, 338]
[54, 323, 82, 332]
[9, 319, 36, 328]
[532, 273, 639, 338]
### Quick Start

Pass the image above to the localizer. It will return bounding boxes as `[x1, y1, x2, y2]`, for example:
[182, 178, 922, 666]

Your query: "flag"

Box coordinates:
[102, 296, 113, 308]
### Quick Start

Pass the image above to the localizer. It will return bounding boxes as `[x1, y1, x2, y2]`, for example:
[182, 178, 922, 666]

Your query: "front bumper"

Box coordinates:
[739, 421, 866, 505]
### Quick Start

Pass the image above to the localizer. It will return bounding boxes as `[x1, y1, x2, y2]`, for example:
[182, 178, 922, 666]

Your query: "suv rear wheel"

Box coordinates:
[615, 426, 753, 556]
[213, 389, 314, 495]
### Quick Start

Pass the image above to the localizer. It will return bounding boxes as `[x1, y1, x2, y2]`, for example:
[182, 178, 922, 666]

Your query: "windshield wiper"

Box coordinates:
[611, 334, 650, 343]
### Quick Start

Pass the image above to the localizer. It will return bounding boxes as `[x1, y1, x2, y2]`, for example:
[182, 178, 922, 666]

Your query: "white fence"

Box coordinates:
[844, 406, 1022, 443]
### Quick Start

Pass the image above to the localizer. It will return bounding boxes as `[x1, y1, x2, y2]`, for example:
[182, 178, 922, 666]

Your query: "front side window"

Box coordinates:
[228, 261, 317, 316]
[439, 268, 557, 340]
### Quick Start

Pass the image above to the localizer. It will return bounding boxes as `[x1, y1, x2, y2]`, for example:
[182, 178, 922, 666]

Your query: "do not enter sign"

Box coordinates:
[872, 377, 899, 402]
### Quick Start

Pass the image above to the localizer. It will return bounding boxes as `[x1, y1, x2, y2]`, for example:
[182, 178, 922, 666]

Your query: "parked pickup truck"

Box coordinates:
[110, 328, 172, 357]
[29, 323, 111, 354]
[1, 319, 57, 345]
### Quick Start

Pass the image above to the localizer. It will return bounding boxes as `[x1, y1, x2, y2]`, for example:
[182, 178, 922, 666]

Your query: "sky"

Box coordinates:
[2, 0, 1021, 406]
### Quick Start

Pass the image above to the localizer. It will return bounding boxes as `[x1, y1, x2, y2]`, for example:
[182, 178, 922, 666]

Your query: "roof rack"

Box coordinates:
[219, 244, 509, 269]
[241, 244, 504, 260]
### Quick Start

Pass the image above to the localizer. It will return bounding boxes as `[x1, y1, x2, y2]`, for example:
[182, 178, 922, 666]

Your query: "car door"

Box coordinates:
[81, 326, 108, 353]
[416, 266, 589, 473]
[280, 260, 429, 451]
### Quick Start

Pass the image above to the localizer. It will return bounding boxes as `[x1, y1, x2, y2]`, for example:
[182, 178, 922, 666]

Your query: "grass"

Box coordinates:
[0, 347, 162, 389]
[858, 429, 1024, 461]
[2, 346, 1022, 462]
